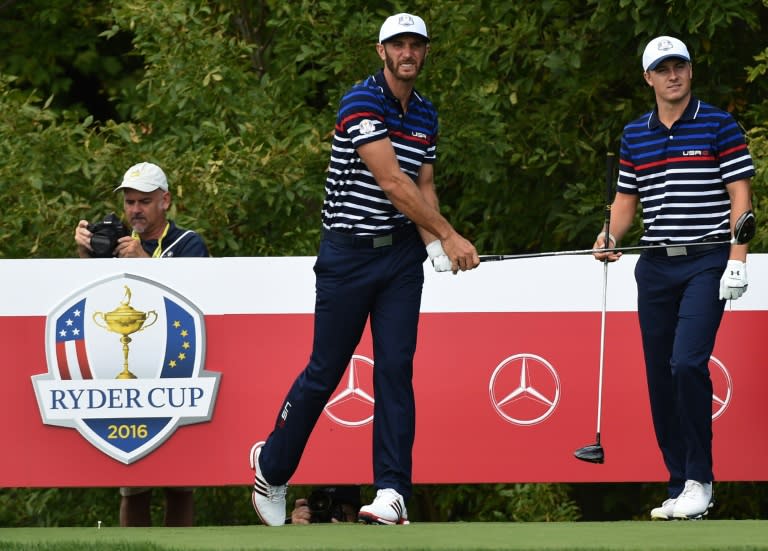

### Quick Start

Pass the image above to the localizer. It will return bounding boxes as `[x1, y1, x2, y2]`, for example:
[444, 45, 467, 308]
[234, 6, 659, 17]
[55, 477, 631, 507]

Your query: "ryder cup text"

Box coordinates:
[49, 386, 204, 410]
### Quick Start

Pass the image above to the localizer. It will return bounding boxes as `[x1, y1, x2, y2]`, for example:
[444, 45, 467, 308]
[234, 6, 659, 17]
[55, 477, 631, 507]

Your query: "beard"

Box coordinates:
[384, 53, 425, 82]
[130, 217, 147, 233]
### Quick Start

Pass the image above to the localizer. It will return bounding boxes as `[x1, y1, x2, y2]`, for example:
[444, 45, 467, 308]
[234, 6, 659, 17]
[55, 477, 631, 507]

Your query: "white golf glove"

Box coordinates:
[719, 260, 748, 300]
[426, 240, 452, 272]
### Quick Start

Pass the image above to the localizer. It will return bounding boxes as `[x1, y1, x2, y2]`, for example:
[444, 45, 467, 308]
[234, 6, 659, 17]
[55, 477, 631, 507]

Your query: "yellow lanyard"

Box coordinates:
[132, 222, 170, 258]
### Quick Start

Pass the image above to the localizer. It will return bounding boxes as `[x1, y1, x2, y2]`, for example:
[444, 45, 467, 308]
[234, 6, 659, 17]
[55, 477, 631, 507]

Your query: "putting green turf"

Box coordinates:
[1, 521, 767, 550]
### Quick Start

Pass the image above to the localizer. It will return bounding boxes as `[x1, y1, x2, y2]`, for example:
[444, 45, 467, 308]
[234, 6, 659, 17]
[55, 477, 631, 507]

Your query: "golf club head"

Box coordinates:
[573, 443, 605, 464]
[732, 210, 756, 244]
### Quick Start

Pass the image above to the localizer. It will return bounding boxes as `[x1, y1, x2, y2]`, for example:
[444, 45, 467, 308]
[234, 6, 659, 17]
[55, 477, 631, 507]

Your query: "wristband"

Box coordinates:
[426, 240, 445, 259]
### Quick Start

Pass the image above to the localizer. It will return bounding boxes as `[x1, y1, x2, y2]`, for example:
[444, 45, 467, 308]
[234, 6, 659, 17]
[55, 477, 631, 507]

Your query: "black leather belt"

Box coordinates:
[322, 225, 417, 249]
[642, 241, 728, 257]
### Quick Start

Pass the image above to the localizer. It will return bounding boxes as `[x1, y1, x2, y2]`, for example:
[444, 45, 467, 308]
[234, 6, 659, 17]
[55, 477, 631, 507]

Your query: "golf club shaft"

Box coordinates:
[596, 260, 607, 437]
[572, 153, 615, 464]
[594, 153, 614, 437]
[481, 209, 754, 263]
[479, 237, 733, 262]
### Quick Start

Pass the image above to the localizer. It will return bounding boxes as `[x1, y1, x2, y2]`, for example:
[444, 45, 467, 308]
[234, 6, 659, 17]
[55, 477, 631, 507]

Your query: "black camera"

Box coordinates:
[86, 213, 130, 258]
[308, 487, 359, 523]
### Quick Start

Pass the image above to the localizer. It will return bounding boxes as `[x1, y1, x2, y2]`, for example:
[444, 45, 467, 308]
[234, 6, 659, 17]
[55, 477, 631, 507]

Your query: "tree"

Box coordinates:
[1, 0, 765, 259]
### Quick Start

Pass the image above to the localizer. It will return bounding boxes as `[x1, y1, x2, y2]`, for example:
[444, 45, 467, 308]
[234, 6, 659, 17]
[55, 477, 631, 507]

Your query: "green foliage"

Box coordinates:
[2, 483, 767, 526]
[497, 484, 581, 522]
[410, 484, 579, 522]
[1, 0, 766, 258]
[0, 488, 118, 527]
[0, 0, 134, 119]
[744, 35, 768, 251]
[0, 75, 123, 258]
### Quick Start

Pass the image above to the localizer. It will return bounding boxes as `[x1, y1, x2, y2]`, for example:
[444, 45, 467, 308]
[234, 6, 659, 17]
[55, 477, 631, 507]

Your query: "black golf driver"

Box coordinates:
[573, 153, 615, 464]
[479, 210, 756, 263]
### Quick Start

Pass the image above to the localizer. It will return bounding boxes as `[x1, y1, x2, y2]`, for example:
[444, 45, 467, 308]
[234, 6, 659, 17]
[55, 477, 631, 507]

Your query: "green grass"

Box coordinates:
[1, 521, 767, 551]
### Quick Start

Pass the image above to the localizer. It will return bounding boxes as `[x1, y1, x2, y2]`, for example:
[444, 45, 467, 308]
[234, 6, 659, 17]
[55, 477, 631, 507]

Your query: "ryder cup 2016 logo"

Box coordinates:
[31, 274, 220, 464]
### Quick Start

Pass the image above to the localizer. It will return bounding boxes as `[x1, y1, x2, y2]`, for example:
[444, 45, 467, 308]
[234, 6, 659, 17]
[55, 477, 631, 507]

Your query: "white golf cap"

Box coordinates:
[114, 162, 169, 193]
[642, 36, 691, 71]
[379, 13, 429, 43]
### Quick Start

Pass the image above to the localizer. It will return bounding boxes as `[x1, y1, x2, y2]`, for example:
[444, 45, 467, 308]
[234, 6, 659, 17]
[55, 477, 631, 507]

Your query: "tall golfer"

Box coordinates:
[594, 36, 754, 520]
[250, 12, 479, 526]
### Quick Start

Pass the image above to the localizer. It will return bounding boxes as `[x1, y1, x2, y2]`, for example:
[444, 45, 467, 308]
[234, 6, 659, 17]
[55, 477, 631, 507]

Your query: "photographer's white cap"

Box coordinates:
[642, 36, 691, 71]
[114, 162, 169, 193]
[379, 13, 429, 43]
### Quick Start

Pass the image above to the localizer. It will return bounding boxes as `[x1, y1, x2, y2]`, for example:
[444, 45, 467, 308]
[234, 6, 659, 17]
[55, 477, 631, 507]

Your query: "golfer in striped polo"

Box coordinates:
[593, 36, 754, 521]
[249, 12, 479, 526]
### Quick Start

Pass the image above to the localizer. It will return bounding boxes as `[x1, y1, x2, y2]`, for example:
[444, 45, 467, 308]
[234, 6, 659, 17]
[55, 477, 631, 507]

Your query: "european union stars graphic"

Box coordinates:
[162, 297, 197, 378]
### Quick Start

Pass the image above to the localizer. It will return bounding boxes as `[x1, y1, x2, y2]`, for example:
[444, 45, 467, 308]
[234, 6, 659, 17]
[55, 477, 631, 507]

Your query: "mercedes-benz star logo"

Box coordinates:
[710, 355, 732, 421]
[489, 353, 560, 426]
[323, 354, 375, 427]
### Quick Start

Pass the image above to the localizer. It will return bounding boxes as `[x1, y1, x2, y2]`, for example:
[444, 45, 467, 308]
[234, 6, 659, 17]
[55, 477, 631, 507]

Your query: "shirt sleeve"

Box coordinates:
[616, 133, 639, 195]
[336, 86, 389, 148]
[716, 114, 755, 184]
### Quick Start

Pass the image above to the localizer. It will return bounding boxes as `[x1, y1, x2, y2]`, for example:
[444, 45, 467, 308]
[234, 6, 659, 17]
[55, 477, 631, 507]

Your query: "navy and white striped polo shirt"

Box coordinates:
[322, 69, 438, 236]
[618, 97, 755, 244]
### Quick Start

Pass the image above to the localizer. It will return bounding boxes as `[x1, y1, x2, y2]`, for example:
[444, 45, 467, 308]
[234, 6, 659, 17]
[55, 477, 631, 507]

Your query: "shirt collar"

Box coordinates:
[372, 69, 424, 105]
[648, 96, 700, 129]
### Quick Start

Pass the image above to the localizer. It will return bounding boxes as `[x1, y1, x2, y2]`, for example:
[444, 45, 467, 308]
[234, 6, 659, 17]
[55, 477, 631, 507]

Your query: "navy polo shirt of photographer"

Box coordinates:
[139, 220, 209, 257]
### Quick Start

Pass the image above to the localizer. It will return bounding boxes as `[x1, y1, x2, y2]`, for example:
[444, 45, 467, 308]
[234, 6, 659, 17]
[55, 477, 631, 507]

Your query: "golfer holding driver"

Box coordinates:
[249, 12, 479, 526]
[593, 36, 754, 520]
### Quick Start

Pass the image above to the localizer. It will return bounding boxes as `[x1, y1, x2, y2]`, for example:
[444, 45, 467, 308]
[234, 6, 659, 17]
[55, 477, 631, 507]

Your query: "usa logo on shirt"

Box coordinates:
[32, 274, 220, 464]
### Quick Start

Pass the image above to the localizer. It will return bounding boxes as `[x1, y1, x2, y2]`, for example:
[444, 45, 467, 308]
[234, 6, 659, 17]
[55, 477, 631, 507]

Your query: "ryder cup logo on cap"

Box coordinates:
[114, 162, 169, 193]
[642, 36, 691, 71]
[379, 13, 429, 43]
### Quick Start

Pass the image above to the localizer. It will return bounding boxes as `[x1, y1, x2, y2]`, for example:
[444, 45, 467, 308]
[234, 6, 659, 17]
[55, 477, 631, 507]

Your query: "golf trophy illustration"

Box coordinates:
[93, 285, 157, 379]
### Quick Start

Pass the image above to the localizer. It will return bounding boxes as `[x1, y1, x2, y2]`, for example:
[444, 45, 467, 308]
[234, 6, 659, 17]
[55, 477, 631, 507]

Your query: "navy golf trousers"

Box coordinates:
[634, 244, 729, 498]
[260, 225, 426, 501]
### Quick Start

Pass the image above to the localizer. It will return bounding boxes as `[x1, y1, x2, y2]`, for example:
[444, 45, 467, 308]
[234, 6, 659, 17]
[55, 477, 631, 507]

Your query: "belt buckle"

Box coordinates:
[666, 246, 687, 257]
[372, 234, 393, 248]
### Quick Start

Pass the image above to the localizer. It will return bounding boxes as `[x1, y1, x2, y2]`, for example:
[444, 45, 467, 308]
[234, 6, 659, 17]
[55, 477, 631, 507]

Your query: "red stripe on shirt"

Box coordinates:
[636, 155, 716, 171]
[721, 143, 748, 157]
[336, 111, 384, 132]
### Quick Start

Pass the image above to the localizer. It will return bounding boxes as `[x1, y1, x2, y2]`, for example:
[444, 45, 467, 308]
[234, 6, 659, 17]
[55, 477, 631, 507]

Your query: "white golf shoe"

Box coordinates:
[672, 480, 713, 520]
[358, 488, 410, 525]
[650, 498, 677, 520]
[249, 441, 287, 526]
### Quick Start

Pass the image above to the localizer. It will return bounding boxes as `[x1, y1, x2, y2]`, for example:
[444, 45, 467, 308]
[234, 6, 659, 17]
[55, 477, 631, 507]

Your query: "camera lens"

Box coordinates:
[308, 491, 333, 523]
[90, 232, 116, 258]
[87, 213, 129, 257]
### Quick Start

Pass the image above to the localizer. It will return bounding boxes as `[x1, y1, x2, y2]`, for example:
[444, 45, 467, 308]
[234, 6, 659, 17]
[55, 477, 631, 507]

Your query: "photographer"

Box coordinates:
[74, 161, 209, 258]
[289, 486, 362, 524]
[72, 161, 209, 526]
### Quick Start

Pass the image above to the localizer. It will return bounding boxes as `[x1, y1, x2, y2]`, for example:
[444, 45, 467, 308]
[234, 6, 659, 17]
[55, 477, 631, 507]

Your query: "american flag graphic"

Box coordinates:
[54, 298, 93, 380]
